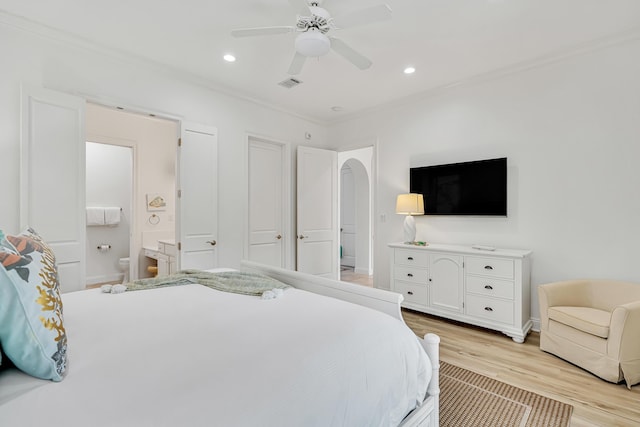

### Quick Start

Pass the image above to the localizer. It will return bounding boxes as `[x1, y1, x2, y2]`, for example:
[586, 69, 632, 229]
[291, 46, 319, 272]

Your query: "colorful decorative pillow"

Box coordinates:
[0, 228, 67, 381]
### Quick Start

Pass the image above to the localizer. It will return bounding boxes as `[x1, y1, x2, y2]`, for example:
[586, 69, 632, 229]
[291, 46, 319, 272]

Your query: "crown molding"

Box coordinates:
[3, 9, 639, 127]
[329, 25, 640, 126]
[0, 10, 326, 126]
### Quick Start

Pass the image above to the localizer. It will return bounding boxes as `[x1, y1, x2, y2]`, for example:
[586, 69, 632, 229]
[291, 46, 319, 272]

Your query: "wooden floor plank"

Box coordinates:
[402, 309, 640, 427]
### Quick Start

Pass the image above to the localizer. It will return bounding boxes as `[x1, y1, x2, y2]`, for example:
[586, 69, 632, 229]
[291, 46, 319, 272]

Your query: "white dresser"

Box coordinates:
[389, 243, 532, 343]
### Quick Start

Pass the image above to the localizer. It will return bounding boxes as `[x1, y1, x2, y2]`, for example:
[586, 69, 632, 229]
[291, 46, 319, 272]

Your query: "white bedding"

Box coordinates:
[0, 283, 431, 426]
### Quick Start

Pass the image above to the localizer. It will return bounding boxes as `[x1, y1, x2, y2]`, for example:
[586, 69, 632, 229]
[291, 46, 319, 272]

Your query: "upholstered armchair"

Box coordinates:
[538, 279, 640, 388]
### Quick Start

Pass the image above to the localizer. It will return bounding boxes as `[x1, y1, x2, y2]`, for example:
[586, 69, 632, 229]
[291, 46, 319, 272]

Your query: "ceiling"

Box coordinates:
[2, 0, 640, 123]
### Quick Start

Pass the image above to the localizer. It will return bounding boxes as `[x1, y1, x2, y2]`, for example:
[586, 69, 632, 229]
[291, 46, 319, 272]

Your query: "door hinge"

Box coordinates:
[178, 189, 182, 198]
[178, 137, 182, 147]
[178, 242, 182, 251]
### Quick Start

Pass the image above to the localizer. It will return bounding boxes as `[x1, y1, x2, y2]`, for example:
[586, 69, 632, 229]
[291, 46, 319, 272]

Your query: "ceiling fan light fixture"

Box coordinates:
[295, 29, 331, 57]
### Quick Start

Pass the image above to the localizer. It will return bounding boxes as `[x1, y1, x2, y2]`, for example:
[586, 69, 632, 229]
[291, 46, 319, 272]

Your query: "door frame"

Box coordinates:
[85, 101, 181, 280]
[58, 93, 204, 276]
[243, 133, 292, 269]
[337, 142, 377, 279]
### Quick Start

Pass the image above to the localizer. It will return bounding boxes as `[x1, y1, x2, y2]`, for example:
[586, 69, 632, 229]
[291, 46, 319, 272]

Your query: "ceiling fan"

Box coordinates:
[230, 0, 392, 75]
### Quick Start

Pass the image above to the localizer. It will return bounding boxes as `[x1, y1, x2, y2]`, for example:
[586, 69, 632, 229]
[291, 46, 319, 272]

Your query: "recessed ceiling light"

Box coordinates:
[223, 54, 236, 62]
[404, 66, 416, 75]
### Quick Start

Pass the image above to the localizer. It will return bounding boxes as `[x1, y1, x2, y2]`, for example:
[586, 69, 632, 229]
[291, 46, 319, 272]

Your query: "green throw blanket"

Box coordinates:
[126, 270, 290, 296]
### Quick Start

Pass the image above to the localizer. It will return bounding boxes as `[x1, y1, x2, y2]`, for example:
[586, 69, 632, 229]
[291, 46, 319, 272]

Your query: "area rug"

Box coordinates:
[440, 361, 573, 427]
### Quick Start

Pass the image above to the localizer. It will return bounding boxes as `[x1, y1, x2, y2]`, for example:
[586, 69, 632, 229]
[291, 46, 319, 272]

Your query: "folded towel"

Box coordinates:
[104, 207, 121, 225]
[101, 284, 127, 294]
[262, 288, 285, 300]
[111, 284, 127, 294]
[87, 207, 105, 226]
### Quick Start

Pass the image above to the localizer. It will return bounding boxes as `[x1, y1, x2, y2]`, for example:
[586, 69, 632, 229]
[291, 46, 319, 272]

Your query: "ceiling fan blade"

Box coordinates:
[288, 0, 311, 15]
[231, 26, 294, 38]
[330, 37, 372, 70]
[332, 4, 392, 29]
[288, 52, 307, 75]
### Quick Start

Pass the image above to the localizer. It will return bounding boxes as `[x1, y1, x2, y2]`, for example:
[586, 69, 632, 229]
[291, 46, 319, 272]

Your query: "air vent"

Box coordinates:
[278, 78, 303, 89]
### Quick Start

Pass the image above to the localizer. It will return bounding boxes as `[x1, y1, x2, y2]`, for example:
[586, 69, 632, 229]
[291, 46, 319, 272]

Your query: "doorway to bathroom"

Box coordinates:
[85, 103, 178, 286]
[85, 142, 132, 286]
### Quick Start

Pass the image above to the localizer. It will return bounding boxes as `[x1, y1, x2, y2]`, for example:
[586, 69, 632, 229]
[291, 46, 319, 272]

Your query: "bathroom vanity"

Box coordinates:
[143, 239, 176, 277]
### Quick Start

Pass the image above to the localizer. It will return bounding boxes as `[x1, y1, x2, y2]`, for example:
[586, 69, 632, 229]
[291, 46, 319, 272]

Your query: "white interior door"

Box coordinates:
[248, 138, 285, 267]
[21, 86, 86, 293]
[296, 146, 338, 279]
[178, 122, 218, 270]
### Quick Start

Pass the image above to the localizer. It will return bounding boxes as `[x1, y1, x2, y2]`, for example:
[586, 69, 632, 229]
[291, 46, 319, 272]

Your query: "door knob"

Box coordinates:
[298, 235, 309, 240]
[276, 234, 282, 240]
[206, 240, 217, 246]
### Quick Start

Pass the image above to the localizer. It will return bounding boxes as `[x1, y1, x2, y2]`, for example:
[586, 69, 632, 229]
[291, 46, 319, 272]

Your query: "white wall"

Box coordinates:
[0, 19, 328, 270]
[86, 142, 132, 284]
[329, 38, 640, 320]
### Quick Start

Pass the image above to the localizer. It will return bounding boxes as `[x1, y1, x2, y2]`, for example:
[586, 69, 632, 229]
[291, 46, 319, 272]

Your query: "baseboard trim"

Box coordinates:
[531, 317, 541, 332]
[86, 273, 124, 285]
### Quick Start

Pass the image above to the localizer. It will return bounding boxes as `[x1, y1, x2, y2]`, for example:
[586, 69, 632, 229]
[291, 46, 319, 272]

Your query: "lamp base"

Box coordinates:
[403, 215, 416, 243]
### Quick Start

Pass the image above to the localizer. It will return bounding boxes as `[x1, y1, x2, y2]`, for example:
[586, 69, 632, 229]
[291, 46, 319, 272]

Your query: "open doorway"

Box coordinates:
[85, 103, 178, 286]
[338, 147, 374, 287]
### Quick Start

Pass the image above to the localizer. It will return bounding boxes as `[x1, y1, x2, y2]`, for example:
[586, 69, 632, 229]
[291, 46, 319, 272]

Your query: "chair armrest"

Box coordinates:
[538, 281, 593, 331]
[608, 301, 640, 387]
[608, 300, 640, 358]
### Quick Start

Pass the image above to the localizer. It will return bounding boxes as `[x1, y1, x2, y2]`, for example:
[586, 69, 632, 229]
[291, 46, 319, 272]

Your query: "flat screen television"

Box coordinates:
[410, 157, 507, 216]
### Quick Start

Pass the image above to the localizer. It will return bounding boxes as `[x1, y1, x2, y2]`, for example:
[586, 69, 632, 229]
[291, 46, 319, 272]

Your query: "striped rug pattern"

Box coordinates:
[440, 361, 573, 427]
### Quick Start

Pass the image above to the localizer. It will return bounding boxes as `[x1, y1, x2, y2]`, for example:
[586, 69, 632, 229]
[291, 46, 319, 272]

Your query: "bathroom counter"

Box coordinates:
[143, 242, 176, 276]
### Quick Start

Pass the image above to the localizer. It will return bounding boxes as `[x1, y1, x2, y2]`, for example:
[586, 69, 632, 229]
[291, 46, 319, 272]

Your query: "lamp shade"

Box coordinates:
[395, 193, 425, 215]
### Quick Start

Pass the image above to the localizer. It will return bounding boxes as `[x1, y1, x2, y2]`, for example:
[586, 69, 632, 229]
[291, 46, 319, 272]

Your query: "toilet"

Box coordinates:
[118, 257, 130, 284]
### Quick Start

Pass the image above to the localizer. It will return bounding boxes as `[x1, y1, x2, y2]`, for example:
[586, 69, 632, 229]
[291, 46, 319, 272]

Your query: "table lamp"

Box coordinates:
[395, 193, 425, 243]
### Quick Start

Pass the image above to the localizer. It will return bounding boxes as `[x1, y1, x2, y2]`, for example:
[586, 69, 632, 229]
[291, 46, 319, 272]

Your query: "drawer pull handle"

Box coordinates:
[484, 265, 493, 270]
[407, 257, 414, 261]
[484, 285, 493, 290]
[407, 291, 414, 295]
[484, 307, 493, 312]
[407, 273, 413, 277]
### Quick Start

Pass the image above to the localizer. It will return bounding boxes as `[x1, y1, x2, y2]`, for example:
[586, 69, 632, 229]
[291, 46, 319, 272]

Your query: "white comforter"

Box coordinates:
[0, 284, 430, 426]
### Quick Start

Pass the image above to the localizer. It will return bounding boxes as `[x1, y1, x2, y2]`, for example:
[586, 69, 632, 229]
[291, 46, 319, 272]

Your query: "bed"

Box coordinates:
[0, 258, 440, 426]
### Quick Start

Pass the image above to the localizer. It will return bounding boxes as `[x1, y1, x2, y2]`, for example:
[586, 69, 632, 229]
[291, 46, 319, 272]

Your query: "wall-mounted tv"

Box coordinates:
[410, 157, 507, 216]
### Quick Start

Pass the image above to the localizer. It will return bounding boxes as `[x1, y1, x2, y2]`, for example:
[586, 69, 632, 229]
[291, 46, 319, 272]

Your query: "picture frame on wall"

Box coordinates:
[146, 193, 166, 212]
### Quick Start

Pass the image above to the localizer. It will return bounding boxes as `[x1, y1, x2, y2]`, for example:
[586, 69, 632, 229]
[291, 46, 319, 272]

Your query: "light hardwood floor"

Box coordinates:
[402, 310, 640, 427]
[340, 267, 373, 287]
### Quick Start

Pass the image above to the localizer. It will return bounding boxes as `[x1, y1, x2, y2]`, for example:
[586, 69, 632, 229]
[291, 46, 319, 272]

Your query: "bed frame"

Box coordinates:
[241, 261, 440, 427]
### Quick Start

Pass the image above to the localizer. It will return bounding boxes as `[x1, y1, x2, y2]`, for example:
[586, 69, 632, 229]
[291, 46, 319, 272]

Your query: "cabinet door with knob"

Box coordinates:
[429, 253, 464, 314]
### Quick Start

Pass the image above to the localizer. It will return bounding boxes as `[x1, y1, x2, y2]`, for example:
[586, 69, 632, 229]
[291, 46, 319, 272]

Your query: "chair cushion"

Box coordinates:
[548, 306, 611, 338]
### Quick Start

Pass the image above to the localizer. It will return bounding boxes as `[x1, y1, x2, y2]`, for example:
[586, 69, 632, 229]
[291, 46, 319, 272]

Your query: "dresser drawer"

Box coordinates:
[466, 276, 514, 300]
[465, 256, 514, 279]
[394, 281, 428, 307]
[466, 294, 514, 325]
[395, 249, 429, 266]
[394, 266, 428, 284]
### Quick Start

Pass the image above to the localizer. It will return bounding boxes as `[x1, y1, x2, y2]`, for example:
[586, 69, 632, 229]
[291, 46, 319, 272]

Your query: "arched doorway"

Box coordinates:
[338, 147, 373, 286]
